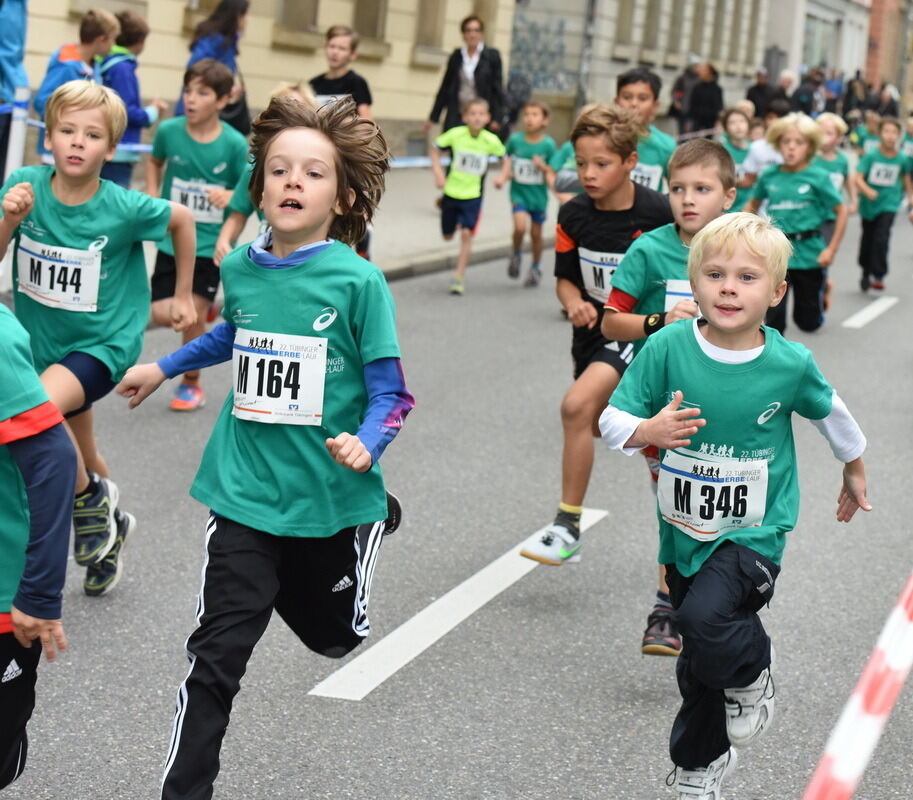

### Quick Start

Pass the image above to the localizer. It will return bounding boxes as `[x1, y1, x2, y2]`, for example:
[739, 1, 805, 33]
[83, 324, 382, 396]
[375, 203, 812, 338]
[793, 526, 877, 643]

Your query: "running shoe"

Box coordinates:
[507, 252, 522, 279]
[870, 279, 885, 290]
[384, 491, 402, 535]
[73, 475, 120, 566]
[723, 647, 775, 747]
[84, 509, 135, 597]
[448, 277, 465, 296]
[641, 607, 682, 656]
[170, 383, 206, 412]
[524, 266, 542, 287]
[519, 523, 581, 565]
[667, 747, 737, 799]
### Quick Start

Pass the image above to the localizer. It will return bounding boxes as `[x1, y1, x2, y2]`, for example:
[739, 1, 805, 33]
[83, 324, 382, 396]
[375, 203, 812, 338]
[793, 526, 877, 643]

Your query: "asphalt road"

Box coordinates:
[5, 212, 913, 800]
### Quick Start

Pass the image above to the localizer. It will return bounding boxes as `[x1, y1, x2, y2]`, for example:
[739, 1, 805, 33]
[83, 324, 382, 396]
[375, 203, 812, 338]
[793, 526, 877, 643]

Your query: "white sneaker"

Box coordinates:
[670, 747, 737, 799]
[723, 646, 775, 748]
[519, 523, 581, 565]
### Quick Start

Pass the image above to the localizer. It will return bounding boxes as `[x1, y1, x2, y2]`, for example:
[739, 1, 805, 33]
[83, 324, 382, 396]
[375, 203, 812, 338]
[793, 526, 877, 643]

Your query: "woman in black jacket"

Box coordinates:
[422, 15, 506, 136]
[689, 62, 725, 135]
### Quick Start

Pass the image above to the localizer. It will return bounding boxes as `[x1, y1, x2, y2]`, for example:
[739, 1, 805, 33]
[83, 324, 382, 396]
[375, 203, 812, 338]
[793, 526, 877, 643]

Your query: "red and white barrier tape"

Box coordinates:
[802, 571, 913, 800]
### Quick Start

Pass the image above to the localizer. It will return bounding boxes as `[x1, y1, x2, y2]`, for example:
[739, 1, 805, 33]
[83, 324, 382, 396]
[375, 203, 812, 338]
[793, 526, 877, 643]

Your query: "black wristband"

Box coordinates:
[643, 311, 667, 336]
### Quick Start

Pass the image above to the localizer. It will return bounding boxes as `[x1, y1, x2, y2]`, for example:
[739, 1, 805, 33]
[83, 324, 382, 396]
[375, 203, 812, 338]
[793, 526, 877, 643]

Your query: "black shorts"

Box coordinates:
[571, 326, 633, 379]
[0, 633, 41, 790]
[152, 251, 220, 303]
[58, 351, 116, 418]
[441, 195, 482, 237]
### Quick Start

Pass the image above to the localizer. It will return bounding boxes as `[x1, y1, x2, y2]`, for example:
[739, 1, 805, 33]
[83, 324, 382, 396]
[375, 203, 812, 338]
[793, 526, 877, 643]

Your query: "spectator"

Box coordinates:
[792, 69, 824, 116]
[669, 60, 700, 136]
[842, 73, 869, 120]
[0, 0, 27, 177]
[875, 83, 900, 118]
[746, 69, 775, 118]
[824, 69, 844, 114]
[689, 62, 724, 134]
[773, 69, 797, 103]
[422, 15, 506, 137]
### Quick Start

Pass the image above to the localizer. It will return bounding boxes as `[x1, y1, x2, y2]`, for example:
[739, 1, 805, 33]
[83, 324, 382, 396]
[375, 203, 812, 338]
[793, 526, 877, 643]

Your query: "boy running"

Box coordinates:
[719, 108, 751, 211]
[494, 100, 556, 287]
[601, 139, 736, 655]
[147, 58, 248, 411]
[814, 112, 858, 246]
[519, 105, 671, 566]
[600, 212, 870, 799]
[0, 81, 197, 596]
[117, 96, 414, 799]
[431, 98, 506, 295]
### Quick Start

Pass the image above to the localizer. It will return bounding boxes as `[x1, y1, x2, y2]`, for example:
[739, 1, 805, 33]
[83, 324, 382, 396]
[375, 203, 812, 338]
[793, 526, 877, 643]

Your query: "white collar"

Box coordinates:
[461, 42, 484, 67]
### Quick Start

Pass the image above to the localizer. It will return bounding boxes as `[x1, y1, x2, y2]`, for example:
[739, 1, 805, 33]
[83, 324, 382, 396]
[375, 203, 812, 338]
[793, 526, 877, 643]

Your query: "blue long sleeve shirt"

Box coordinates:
[100, 47, 158, 161]
[0, 0, 28, 103]
[174, 34, 238, 115]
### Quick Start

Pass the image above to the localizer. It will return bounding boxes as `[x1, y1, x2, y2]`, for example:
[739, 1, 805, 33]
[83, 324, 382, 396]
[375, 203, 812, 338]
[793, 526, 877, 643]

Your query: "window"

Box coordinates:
[276, 0, 318, 33]
[728, 0, 743, 63]
[666, 0, 685, 52]
[747, 0, 762, 65]
[354, 0, 387, 42]
[615, 0, 636, 46]
[412, 0, 447, 67]
[710, 0, 726, 60]
[643, 0, 664, 51]
[689, 0, 706, 56]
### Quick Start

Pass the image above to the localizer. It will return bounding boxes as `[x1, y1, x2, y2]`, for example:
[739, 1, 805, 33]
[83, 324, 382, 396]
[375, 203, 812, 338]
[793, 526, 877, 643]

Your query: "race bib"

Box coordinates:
[828, 171, 845, 192]
[16, 233, 100, 312]
[232, 329, 327, 425]
[512, 157, 543, 185]
[170, 177, 224, 224]
[657, 450, 768, 541]
[664, 279, 693, 311]
[453, 150, 487, 176]
[631, 162, 664, 191]
[578, 247, 623, 304]
[867, 163, 900, 188]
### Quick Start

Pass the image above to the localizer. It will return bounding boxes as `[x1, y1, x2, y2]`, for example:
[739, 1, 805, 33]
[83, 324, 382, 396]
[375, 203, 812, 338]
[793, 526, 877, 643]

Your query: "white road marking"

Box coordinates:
[309, 507, 609, 701]
[842, 296, 899, 329]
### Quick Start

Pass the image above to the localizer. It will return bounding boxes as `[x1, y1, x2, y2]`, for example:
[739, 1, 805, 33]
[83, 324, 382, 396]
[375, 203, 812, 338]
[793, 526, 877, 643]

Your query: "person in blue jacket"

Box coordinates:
[100, 10, 168, 188]
[0, 0, 28, 177]
[174, 0, 248, 117]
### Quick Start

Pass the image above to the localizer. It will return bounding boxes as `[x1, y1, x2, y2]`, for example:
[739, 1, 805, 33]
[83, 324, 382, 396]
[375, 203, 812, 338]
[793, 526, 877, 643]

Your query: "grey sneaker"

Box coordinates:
[507, 251, 522, 278]
[524, 266, 542, 287]
[84, 509, 135, 597]
[668, 747, 737, 799]
[519, 523, 581, 565]
[73, 475, 120, 566]
[723, 646, 775, 747]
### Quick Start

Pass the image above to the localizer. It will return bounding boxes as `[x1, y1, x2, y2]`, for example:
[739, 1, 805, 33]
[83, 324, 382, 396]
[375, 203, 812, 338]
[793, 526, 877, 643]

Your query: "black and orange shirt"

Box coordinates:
[554, 186, 672, 318]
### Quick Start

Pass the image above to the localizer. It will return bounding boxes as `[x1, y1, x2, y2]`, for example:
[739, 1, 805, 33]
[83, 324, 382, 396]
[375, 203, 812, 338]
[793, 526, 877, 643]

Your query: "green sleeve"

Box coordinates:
[549, 142, 570, 170]
[751, 169, 769, 201]
[435, 129, 454, 149]
[611, 332, 665, 419]
[352, 269, 401, 364]
[855, 151, 872, 176]
[126, 190, 173, 244]
[151, 123, 168, 161]
[228, 170, 254, 217]
[792, 351, 834, 421]
[505, 134, 517, 156]
[610, 238, 650, 301]
[0, 307, 49, 420]
[544, 137, 557, 160]
[817, 171, 843, 208]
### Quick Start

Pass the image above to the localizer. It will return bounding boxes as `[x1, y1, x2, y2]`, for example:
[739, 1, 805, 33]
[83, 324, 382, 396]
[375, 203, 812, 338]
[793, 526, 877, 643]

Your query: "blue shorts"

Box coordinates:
[511, 203, 546, 225]
[441, 196, 482, 237]
[58, 351, 116, 418]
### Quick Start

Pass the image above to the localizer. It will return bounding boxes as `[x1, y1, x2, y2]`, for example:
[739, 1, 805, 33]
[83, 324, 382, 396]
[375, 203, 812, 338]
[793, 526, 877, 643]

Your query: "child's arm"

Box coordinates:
[556, 277, 598, 328]
[845, 172, 859, 214]
[430, 148, 446, 190]
[145, 156, 165, 198]
[166, 203, 198, 331]
[855, 170, 878, 201]
[818, 202, 847, 267]
[207, 188, 234, 210]
[905, 173, 913, 222]
[623, 390, 705, 450]
[837, 457, 871, 521]
[0, 182, 33, 259]
[601, 297, 698, 342]
[214, 211, 247, 266]
[493, 156, 511, 189]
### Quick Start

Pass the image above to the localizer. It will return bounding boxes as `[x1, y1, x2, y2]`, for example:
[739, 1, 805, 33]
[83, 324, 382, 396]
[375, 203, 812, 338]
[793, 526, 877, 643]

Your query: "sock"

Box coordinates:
[654, 590, 673, 612]
[531, 262, 541, 271]
[77, 472, 100, 499]
[513, 249, 521, 257]
[554, 502, 582, 539]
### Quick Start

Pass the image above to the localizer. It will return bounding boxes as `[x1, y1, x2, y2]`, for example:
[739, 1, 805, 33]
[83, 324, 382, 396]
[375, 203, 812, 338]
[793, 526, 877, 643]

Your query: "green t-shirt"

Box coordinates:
[852, 125, 880, 153]
[505, 132, 556, 212]
[631, 125, 676, 192]
[3, 165, 172, 381]
[0, 305, 51, 614]
[722, 139, 751, 211]
[751, 164, 843, 269]
[152, 117, 248, 257]
[435, 126, 506, 200]
[190, 241, 402, 537]
[856, 148, 910, 219]
[549, 140, 576, 173]
[611, 318, 834, 577]
[227, 161, 256, 219]
[609, 223, 690, 355]
[813, 151, 850, 221]
[902, 134, 913, 159]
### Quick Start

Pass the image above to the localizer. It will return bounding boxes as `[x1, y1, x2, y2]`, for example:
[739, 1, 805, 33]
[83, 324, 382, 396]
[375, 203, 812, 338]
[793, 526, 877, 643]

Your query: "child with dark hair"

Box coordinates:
[310, 25, 372, 119]
[117, 96, 414, 800]
[100, 10, 168, 187]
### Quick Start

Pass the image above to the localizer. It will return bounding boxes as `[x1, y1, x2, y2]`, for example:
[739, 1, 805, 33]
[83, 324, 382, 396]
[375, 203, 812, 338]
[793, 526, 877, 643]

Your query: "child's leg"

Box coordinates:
[858, 217, 874, 287]
[790, 267, 825, 332]
[454, 227, 474, 280]
[40, 364, 91, 492]
[178, 294, 214, 386]
[870, 211, 894, 282]
[511, 209, 528, 253]
[530, 220, 544, 265]
[0, 633, 41, 790]
[161, 516, 281, 800]
[66, 408, 108, 478]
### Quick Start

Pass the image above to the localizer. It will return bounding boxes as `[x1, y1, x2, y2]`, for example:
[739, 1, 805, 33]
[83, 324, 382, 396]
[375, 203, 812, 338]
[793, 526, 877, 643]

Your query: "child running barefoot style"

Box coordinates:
[601, 139, 736, 656]
[431, 98, 506, 295]
[0, 81, 196, 597]
[495, 100, 556, 286]
[519, 105, 672, 566]
[744, 113, 846, 335]
[116, 96, 414, 799]
[147, 58, 248, 411]
[600, 212, 871, 800]
[854, 116, 913, 292]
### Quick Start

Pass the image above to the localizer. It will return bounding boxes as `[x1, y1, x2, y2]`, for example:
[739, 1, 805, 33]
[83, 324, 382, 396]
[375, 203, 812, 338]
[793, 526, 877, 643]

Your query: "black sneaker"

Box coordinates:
[641, 607, 682, 656]
[73, 475, 119, 566]
[84, 509, 135, 597]
[383, 492, 402, 535]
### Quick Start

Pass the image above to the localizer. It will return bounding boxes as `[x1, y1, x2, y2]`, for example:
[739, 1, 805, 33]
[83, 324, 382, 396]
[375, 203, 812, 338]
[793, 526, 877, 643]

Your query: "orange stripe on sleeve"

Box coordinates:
[0, 401, 64, 446]
[555, 223, 576, 254]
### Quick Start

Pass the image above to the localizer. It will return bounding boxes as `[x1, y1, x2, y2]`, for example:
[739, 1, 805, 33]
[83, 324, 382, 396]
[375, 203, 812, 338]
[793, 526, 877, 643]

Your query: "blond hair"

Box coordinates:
[45, 80, 127, 144]
[766, 112, 822, 159]
[815, 112, 848, 136]
[688, 212, 791, 286]
[269, 81, 317, 108]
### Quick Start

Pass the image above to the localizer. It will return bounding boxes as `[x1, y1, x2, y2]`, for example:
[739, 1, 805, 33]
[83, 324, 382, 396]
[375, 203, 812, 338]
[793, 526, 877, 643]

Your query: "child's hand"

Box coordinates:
[11, 607, 67, 662]
[493, 177, 505, 189]
[847, 199, 858, 215]
[325, 432, 372, 472]
[153, 98, 169, 114]
[116, 362, 167, 409]
[836, 457, 872, 522]
[532, 155, 546, 170]
[635, 390, 705, 450]
[213, 237, 232, 267]
[207, 188, 233, 209]
[865, 187, 878, 201]
[666, 299, 699, 323]
[817, 247, 835, 268]
[169, 295, 197, 332]
[434, 174, 445, 190]
[2, 182, 34, 226]
[565, 298, 598, 329]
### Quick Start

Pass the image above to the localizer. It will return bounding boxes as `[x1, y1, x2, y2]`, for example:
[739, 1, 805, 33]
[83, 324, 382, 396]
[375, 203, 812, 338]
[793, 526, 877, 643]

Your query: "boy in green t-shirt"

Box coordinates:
[0, 81, 196, 598]
[601, 212, 870, 798]
[602, 139, 735, 658]
[147, 58, 248, 411]
[720, 108, 751, 211]
[431, 98, 506, 295]
[117, 97, 413, 799]
[854, 116, 913, 291]
[615, 68, 677, 193]
[850, 110, 881, 155]
[745, 112, 846, 335]
[494, 100, 556, 286]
